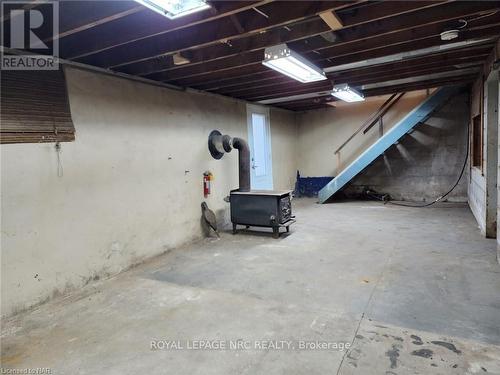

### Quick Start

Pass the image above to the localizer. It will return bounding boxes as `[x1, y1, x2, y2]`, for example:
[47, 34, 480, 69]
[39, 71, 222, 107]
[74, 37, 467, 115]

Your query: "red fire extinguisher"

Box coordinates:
[203, 171, 213, 197]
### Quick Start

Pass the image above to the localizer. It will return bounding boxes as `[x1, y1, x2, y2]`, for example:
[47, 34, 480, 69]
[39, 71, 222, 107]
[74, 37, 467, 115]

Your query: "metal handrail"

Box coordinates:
[363, 92, 406, 134]
[334, 92, 405, 155]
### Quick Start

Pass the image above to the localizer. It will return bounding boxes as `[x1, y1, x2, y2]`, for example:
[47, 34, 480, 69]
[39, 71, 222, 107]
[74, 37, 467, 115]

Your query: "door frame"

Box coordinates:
[246, 104, 273, 190]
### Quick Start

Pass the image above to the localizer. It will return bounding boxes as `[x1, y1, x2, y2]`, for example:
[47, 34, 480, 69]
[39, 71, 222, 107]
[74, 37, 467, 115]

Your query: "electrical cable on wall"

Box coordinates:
[55, 142, 64, 178]
[369, 119, 470, 208]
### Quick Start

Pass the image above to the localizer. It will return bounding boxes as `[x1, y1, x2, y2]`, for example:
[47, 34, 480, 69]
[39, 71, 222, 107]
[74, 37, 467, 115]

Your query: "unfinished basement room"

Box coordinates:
[1, 0, 500, 374]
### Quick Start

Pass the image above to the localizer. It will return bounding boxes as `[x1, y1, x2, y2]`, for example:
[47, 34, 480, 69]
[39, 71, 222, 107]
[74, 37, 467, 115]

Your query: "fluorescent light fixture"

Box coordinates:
[262, 44, 327, 83]
[135, 0, 210, 19]
[331, 83, 364, 102]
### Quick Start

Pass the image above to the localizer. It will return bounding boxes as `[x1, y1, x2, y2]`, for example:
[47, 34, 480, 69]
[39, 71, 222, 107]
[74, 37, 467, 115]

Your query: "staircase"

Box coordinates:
[318, 85, 463, 203]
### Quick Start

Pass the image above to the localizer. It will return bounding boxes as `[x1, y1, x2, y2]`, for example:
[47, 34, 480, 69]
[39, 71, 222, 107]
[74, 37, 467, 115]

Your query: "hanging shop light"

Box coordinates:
[262, 44, 327, 83]
[331, 83, 365, 102]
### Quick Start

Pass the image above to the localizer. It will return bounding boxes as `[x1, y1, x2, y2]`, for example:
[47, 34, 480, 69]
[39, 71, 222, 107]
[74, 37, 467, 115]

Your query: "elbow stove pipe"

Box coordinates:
[208, 130, 251, 192]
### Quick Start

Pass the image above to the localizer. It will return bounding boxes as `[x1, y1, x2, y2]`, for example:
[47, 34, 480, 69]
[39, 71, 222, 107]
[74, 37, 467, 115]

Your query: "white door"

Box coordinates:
[247, 104, 273, 190]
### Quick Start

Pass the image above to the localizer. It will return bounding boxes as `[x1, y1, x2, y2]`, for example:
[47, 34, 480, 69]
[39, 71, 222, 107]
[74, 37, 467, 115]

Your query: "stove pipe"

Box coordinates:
[208, 130, 251, 192]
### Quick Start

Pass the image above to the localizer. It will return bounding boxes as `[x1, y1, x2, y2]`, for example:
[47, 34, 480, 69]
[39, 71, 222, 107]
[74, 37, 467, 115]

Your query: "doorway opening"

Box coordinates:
[247, 104, 273, 190]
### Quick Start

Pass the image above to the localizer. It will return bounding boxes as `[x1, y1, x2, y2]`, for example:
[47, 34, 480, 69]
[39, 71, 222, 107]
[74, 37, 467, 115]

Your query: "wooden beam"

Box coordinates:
[319, 10, 343, 30]
[293, 1, 500, 55]
[314, 20, 500, 64]
[51, 2, 143, 41]
[240, 82, 336, 102]
[60, 1, 274, 60]
[162, 23, 499, 88]
[154, 3, 500, 84]
[193, 38, 486, 90]
[213, 49, 490, 95]
[346, 63, 483, 88]
[121, 17, 329, 75]
[69, 1, 357, 67]
[3, 2, 144, 44]
[186, 20, 499, 91]
[331, 53, 490, 81]
[226, 80, 336, 100]
[122, 0, 447, 76]
[274, 75, 477, 110]
[218, 61, 484, 100]
[241, 66, 479, 102]
[229, 14, 245, 33]
[363, 75, 477, 97]
[194, 71, 282, 91]
[275, 95, 333, 108]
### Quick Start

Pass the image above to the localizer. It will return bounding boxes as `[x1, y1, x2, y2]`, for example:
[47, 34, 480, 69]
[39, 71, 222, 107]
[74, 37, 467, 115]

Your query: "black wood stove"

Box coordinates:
[208, 130, 295, 238]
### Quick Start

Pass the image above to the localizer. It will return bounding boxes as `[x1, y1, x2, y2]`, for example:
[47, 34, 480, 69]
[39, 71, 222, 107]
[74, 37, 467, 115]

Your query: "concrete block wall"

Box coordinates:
[0, 67, 298, 318]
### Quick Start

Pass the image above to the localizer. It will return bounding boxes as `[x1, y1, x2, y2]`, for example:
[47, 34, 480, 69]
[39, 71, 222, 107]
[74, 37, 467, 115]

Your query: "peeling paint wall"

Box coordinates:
[0, 67, 298, 317]
[296, 90, 469, 202]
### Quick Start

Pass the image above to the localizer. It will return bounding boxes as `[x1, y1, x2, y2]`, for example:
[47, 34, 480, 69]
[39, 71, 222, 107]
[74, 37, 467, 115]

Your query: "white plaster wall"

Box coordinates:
[0, 67, 297, 317]
[270, 109, 298, 190]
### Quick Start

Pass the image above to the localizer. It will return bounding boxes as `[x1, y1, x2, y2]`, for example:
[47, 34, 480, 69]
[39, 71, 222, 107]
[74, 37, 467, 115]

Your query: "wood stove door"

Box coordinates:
[247, 104, 273, 190]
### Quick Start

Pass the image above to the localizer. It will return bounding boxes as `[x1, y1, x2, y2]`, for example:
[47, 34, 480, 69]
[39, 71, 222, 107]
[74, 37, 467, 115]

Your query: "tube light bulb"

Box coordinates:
[331, 84, 365, 102]
[135, 0, 210, 19]
[262, 44, 327, 83]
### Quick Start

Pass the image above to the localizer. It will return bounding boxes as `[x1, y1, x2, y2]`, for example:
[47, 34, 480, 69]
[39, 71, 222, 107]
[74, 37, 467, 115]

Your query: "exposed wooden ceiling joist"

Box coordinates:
[59, 1, 274, 60]
[71, 1, 357, 68]
[216, 53, 488, 98]
[319, 10, 343, 30]
[278, 75, 478, 111]
[52, 2, 144, 41]
[166, 25, 498, 91]
[134, 1, 459, 78]
[3, 0, 499, 111]
[248, 66, 479, 103]
[155, 2, 500, 87]
[194, 32, 497, 94]
[121, 1, 448, 76]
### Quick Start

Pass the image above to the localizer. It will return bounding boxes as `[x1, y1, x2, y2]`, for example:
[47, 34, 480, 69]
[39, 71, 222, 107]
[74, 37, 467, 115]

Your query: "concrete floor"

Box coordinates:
[2, 198, 500, 374]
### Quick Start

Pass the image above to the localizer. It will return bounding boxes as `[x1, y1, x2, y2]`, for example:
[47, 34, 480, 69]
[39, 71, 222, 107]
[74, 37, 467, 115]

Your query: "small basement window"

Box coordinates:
[471, 114, 482, 169]
[1, 68, 75, 144]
